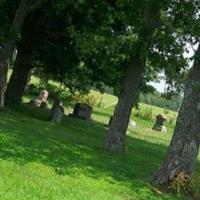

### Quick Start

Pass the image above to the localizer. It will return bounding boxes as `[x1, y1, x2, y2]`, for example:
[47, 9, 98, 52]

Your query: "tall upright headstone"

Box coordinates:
[34, 90, 49, 107]
[50, 98, 64, 123]
[152, 114, 167, 133]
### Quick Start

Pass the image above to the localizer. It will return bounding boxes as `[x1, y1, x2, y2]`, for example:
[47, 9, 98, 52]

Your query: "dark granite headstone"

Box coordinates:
[71, 103, 92, 120]
[153, 114, 167, 133]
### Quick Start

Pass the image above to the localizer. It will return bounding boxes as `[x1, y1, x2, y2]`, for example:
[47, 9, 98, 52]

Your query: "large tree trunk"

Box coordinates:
[5, 47, 33, 106]
[151, 49, 200, 185]
[0, 61, 8, 108]
[0, 0, 46, 109]
[103, 0, 161, 154]
[0, 0, 29, 109]
[0, 42, 12, 108]
[104, 57, 144, 154]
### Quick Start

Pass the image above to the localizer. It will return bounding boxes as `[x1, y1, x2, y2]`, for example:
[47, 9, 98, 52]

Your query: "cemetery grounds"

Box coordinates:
[0, 83, 199, 200]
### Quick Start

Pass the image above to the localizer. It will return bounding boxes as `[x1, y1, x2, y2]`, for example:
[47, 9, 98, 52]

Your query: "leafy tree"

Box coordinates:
[152, 0, 200, 186]
[68, 0, 188, 154]
[103, 0, 173, 153]
[152, 46, 200, 186]
[5, 7, 44, 105]
[6, 0, 118, 104]
[140, 92, 182, 111]
[5, 1, 80, 105]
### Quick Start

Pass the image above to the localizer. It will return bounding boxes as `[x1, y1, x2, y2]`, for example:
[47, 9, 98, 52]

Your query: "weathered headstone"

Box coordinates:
[51, 98, 64, 123]
[70, 103, 92, 120]
[34, 90, 49, 107]
[129, 120, 137, 129]
[152, 114, 167, 133]
[28, 90, 49, 109]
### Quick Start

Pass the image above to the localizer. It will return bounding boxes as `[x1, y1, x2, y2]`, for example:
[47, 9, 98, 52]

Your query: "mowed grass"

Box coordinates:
[0, 93, 199, 200]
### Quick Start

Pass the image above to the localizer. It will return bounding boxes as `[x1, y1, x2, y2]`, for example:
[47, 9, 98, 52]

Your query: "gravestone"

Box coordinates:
[152, 114, 167, 133]
[34, 90, 49, 107]
[70, 103, 93, 120]
[28, 90, 49, 109]
[129, 120, 137, 129]
[50, 98, 64, 123]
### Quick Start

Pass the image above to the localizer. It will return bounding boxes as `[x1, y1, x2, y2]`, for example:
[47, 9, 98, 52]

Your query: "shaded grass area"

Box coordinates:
[0, 104, 190, 200]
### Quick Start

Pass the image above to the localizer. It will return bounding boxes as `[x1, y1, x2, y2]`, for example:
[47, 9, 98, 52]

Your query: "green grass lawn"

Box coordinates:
[0, 93, 199, 200]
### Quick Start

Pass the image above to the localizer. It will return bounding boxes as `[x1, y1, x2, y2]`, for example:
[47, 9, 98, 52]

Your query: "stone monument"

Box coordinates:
[29, 90, 49, 107]
[34, 90, 49, 107]
[50, 98, 64, 123]
[70, 103, 93, 120]
[129, 120, 137, 129]
[152, 114, 167, 133]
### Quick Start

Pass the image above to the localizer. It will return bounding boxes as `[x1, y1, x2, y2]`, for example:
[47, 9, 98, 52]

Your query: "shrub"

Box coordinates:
[15, 104, 51, 121]
[189, 175, 200, 199]
[164, 109, 169, 115]
[26, 82, 70, 101]
[72, 92, 103, 107]
[167, 117, 176, 127]
[169, 171, 191, 196]
[135, 107, 154, 121]
[169, 171, 200, 199]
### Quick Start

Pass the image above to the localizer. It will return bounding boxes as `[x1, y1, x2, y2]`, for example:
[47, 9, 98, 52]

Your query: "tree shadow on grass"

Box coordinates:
[0, 108, 198, 198]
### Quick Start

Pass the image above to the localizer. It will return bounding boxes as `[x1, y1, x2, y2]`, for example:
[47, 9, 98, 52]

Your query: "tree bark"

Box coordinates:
[0, 0, 29, 109]
[0, 0, 46, 109]
[151, 48, 200, 185]
[5, 47, 33, 106]
[104, 57, 144, 154]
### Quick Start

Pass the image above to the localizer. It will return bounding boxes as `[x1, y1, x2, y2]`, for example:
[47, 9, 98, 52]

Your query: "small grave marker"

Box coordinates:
[152, 114, 167, 133]
[50, 98, 64, 123]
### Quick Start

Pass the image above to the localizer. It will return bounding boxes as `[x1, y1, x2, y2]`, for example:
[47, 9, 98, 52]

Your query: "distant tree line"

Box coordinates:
[140, 92, 183, 111]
